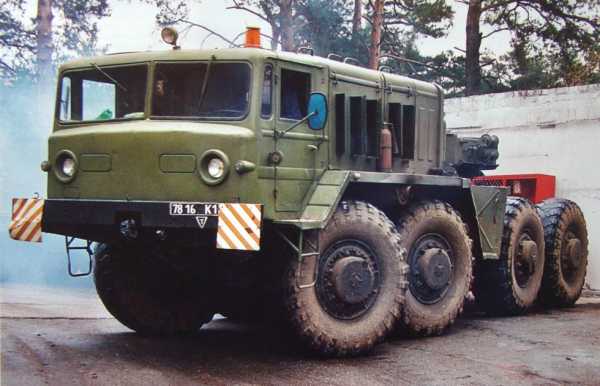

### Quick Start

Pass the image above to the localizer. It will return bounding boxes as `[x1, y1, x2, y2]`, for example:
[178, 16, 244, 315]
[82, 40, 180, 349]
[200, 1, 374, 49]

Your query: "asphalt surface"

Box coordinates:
[1, 284, 600, 386]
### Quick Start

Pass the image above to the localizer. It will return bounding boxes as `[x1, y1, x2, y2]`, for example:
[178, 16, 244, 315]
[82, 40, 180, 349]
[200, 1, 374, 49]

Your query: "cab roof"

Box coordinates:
[59, 47, 440, 96]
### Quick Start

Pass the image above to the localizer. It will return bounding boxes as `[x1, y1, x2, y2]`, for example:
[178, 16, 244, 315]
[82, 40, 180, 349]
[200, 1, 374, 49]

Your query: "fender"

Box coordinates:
[274, 170, 351, 230]
[274, 171, 507, 262]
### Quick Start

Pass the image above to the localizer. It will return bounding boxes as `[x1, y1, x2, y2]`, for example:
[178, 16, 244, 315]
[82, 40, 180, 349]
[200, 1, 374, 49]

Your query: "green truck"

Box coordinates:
[9, 28, 589, 356]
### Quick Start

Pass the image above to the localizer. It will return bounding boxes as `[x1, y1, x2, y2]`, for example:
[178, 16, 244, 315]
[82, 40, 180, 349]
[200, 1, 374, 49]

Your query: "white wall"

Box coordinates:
[445, 84, 600, 290]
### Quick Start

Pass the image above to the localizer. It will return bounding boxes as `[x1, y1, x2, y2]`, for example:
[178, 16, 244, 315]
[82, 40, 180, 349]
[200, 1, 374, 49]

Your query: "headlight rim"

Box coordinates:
[54, 149, 78, 183]
[198, 149, 230, 186]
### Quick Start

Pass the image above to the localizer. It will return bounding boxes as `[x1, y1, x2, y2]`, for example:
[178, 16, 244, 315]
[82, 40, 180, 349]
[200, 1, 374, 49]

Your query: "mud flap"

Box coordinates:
[470, 186, 508, 259]
[9, 198, 45, 242]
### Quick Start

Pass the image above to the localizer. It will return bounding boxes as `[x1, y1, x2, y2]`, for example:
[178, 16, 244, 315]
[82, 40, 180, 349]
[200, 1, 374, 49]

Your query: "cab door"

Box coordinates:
[271, 61, 329, 212]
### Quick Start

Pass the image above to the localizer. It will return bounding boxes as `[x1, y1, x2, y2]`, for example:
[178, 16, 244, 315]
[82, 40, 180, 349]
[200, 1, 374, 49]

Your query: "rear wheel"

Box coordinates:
[396, 201, 473, 335]
[475, 197, 545, 316]
[537, 198, 588, 307]
[94, 243, 214, 335]
[283, 201, 408, 356]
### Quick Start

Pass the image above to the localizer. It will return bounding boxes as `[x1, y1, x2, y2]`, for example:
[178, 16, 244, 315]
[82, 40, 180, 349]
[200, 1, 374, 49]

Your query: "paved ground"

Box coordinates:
[1, 284, 600, 386]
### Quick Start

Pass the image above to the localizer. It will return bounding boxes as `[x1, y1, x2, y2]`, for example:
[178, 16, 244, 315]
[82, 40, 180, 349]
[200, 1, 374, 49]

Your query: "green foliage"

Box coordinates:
[141, 0, 200, 26]
[382, 0, 454, 39]
[465, 0, 600, 93]
[0, 0, 37, 78]
[54, 0, 111, 57]
[295, 0, 353, 57]
[0, 0, 111, 81]
[0, 0, 199, 81]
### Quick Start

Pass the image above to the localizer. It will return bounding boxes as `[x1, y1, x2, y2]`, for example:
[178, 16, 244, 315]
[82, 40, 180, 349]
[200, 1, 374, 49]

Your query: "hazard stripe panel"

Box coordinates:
[9, 198, 44, 243]
[216, 203, 262, 251]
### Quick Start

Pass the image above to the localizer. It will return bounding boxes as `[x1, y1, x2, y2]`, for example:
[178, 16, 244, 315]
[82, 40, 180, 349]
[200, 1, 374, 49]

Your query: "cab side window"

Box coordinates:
[280, 69, 310, 120]
[261, 64, 273, 118]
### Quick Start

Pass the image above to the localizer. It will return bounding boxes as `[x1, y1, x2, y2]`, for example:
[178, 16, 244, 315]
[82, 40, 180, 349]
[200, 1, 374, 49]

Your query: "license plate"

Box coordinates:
[169, 202, 219, 216]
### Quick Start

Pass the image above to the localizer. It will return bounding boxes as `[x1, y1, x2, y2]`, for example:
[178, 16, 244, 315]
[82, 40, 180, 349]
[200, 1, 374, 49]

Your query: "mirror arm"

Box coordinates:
[277, 111, 317, 139]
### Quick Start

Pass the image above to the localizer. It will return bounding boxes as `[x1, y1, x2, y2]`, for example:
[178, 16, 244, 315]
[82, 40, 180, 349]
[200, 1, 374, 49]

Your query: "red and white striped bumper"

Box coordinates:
[10, 198, 263, 251]
[9, 198, 44, 243]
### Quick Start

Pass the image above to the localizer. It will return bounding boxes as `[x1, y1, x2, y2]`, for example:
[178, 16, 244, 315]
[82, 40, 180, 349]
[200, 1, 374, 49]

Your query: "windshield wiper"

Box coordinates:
[197, 58, 213, 111]
[90, 63, 128, 92]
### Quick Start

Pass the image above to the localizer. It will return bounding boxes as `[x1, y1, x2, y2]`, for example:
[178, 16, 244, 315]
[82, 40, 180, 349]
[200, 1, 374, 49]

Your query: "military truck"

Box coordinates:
[9, 27, 589, 356]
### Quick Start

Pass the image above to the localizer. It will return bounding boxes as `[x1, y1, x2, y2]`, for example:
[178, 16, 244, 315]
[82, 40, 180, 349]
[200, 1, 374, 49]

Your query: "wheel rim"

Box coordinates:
[514, 231, 539, 288]
[316, 240, 381, 320]
[561, 228, 582, 285]
[408, 233, 454, 304]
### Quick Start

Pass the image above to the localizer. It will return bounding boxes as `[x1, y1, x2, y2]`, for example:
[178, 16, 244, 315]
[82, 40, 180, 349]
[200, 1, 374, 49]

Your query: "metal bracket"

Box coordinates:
[343, 57, 361, 66]
[297, 46, 314, 56]
[65, 236, 93, 277]
[275, 228, 320, 289]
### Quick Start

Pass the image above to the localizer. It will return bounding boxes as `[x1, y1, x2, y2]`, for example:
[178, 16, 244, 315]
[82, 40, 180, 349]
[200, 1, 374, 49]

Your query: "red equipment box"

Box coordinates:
[472, 174, 556, 204]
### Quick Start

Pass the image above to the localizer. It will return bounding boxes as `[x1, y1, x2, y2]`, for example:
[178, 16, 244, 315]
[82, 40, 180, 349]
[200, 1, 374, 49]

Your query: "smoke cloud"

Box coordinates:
[0, 79, 92, 288]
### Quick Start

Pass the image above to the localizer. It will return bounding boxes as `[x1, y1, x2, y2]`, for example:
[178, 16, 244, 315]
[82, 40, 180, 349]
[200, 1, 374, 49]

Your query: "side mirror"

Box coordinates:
[307, 92, 328, 131]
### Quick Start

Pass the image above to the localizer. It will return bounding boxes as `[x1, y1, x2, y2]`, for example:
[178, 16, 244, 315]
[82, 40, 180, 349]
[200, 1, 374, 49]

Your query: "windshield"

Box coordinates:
[57, 65, 147, 122]
[152, 62, 251, 119]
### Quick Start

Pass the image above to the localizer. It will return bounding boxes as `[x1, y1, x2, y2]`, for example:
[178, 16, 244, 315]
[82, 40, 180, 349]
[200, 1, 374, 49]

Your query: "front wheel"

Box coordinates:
[94, 243, 214, 335]
[283, 201, 408, 356]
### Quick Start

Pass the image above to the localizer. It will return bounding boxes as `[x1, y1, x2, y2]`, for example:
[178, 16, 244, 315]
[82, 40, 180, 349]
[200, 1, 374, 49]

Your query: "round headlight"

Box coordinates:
[207, 158, 225, 179]
[54, 150, 78, 183]
[62, 157, 76, 177]
[198, 149, 230, 186]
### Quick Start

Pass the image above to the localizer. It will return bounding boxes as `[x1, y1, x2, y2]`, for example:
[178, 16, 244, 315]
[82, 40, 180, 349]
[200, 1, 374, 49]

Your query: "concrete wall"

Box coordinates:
[445, 84, 600, 290]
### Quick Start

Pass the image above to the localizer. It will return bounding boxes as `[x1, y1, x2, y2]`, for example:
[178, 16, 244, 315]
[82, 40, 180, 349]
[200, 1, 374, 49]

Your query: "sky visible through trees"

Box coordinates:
[0, 1, 598, 95]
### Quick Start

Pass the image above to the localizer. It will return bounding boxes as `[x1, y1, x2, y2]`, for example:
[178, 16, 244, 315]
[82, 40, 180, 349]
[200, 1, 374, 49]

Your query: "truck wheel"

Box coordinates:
[475, 197, 545, 316]
[395, 201, 472, 335]
[284, 201, 408, 356]
[537, 198, 588, 307]
[94, 243, 214, 335]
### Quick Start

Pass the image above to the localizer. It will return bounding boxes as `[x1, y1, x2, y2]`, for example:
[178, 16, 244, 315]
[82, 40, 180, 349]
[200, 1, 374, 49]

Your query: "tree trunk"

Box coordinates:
[368, 0, 383, 69]
[352, 0, 362, 36]
[465, 0, 482, 95]
[280, 0, 295, 52]
[270, 23, 280, 51]
[36, 0, 54, 79]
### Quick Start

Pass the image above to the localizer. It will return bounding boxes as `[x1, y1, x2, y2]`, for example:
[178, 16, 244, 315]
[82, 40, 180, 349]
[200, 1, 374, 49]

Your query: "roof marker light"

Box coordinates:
[244, 27, 261, 48]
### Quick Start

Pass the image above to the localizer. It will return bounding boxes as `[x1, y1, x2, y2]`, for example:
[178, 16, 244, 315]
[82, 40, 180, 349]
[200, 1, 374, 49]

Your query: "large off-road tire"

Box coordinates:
[284, 201, 408, 356]
[537, 198, 588, 307]
[94, 243, 214, 335]
[475, 197, 545, 316]
[395, 200, 473, 336]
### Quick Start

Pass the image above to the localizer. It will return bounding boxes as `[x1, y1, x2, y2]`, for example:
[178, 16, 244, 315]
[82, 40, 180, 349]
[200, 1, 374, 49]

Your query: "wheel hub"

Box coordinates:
[332, 256, 375, 304]
[409, 234, 454, 304]
[564, 238, 582, 269]
[316, 241, 381, 320]
[515, 234, 538, 288]
[416, 248, 451, 290]
[520, 240, 538, 273]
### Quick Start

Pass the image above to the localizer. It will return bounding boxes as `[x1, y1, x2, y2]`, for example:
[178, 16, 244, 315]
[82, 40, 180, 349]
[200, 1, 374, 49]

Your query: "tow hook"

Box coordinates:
[120, 219, 139, 240]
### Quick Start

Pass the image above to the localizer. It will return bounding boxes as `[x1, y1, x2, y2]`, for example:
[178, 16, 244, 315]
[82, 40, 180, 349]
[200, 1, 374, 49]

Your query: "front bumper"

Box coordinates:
[11, 198, 262, 251]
